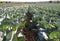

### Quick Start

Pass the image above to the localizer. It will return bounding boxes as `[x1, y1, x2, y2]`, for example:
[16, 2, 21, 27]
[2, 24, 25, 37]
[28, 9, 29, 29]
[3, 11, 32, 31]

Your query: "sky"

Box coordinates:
[0, 0, 50, 2]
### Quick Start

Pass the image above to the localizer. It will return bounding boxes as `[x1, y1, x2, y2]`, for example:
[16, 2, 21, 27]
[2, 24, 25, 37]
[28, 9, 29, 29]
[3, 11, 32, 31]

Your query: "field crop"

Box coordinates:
[0, 3, 60, 41]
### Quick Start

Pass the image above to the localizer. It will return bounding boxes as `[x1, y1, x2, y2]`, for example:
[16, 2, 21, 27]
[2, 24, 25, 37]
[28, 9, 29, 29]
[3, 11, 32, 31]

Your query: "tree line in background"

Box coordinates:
[0, 1, 60, 4]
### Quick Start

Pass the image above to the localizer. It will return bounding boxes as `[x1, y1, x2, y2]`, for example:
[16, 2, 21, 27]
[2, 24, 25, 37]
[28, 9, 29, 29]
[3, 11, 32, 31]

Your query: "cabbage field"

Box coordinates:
[0, 3, 60, 41]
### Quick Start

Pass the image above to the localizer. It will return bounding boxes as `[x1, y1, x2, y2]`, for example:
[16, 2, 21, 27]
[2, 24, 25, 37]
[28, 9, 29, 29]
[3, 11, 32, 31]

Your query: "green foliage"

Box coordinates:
[0, 3, 60, 41]
[17, 37, 24, 41]
[18, 21, 26, 29]
[3, 25, 9, 30]
[44, 24, 55, 29]
[12, 34, 17, 41]
[49, 31, 60, 39]
[6, 32, 12, 40]
[49, 31, 60, 41]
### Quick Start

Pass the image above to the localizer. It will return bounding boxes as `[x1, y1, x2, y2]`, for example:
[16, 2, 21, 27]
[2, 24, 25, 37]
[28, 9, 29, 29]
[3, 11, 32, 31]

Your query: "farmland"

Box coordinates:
[0, 2, 60, 41]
